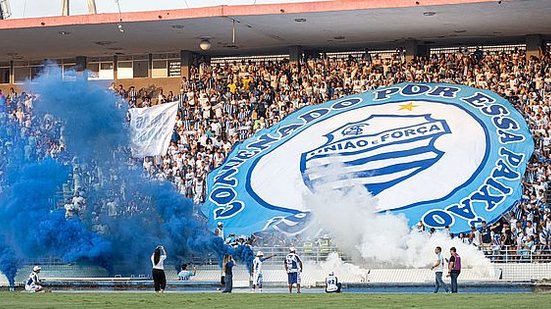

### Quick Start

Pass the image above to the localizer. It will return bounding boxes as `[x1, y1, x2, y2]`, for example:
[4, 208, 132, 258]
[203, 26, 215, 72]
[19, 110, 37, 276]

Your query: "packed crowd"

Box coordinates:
[114, 47, 550, 257]
[1, 46, 550, 259]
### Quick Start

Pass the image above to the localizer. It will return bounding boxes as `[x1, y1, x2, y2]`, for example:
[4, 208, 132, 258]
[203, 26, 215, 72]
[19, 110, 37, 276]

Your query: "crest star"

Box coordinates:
[399, 102, 419, 111]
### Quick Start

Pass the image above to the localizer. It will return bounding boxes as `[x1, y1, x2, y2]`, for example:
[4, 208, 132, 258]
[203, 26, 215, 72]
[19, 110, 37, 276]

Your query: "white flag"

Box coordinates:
[129, 101, 179, 158]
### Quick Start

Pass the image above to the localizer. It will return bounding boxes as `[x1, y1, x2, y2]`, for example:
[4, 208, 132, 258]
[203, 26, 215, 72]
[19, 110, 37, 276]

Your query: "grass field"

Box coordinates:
[0, 292, 550, 308]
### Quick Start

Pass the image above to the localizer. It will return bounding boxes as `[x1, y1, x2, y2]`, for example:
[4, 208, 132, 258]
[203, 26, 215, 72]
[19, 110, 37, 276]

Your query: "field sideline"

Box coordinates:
[0, 292, 550, 308]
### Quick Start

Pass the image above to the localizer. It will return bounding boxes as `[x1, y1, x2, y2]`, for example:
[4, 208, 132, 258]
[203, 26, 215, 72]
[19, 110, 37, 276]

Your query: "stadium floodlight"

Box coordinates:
[199, 39, 211, 51]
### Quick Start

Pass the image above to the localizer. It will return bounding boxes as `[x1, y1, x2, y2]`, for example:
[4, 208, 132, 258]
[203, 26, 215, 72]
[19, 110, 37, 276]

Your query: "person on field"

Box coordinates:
[222, 254, 235, 293]
[151, 245, 167, 293]
[252, 250, 276, 292]
[325, 271, 342, 293]
[25, 266, 44, 293]
[284, 247, 303, 293]
[177, 263, 197, 281]
[446, 247, 461, 293]
[215, 222, 226, 286]
[430, 246, 450, 293]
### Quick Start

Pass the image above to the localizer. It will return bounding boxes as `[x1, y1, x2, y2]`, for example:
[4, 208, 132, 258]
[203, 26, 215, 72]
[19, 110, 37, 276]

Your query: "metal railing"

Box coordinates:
[184, 244, 551, 266]
[430, 44, 526, 55]
[183, 244, 349, 266]
[210, 54, 289, 65]
[253, 245, 350, 264]
[23, 245, 551, 270]
[481, 245, 551, 263]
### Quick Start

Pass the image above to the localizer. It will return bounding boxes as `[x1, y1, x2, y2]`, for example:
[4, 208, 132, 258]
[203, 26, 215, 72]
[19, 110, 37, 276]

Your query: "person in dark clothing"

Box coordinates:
[222, 254, 235, 293]
[480, 221, 492, 252]
[151, 245, 167, 293]
[446, 247, 461, 293]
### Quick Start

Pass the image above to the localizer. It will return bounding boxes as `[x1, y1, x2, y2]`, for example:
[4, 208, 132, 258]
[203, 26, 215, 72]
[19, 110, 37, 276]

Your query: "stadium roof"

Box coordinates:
[1, 0, 550, 62]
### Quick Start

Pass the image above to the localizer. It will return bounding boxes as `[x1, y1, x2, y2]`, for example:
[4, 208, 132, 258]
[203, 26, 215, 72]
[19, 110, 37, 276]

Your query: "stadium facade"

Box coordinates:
[0, 0, 550, 93]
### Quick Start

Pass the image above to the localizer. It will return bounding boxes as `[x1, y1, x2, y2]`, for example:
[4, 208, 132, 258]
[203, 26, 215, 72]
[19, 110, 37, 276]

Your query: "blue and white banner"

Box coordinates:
[203, 83, 534, 235]
[129, 101, 179, 158]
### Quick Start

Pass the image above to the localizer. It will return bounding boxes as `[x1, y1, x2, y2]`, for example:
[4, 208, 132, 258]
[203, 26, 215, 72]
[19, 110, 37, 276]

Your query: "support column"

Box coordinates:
[404, 39, 417, 62]
[289, 45, 303, 68]
[180, 50, 193, 79]
[526, 34, 544, 59]
[113, 55, 118, 81]
[75, 56, 87, 79]
[203, 54, 212, 66]
[404, 39, 429, 61]
[417, 44, 429, 59]
[62, 0, 69, 16]
[9, 60, 14, 84]
[148, 53, 153, 78]
[87, 0, 97, 14]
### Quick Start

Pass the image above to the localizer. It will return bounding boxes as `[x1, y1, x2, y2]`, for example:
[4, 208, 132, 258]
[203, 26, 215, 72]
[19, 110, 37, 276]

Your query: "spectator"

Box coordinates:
[177, 263, 197, 281]
[215, 222, 225, 240]
[480, 221, 492, 252]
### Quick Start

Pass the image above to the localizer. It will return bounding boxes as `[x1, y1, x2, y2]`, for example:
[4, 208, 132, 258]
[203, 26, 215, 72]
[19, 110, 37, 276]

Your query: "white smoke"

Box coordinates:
[321, 253, 370, 280]
[303, 162, 493, 277]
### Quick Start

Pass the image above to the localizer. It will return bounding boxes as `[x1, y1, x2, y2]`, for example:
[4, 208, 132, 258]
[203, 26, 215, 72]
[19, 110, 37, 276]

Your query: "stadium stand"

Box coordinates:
[1, 45, 550, 283]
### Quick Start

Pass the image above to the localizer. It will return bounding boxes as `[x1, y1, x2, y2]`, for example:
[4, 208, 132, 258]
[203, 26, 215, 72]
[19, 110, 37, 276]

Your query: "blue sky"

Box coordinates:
[8, 0, 326, 19]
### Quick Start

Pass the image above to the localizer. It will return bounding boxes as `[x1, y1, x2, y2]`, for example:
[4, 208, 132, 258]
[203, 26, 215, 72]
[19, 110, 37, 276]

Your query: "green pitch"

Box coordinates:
[1, 292, 550, 308]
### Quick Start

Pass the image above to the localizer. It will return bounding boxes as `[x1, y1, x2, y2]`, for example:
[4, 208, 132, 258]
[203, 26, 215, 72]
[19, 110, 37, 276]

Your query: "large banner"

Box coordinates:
[129, 101, 178, 157]
[202, 83, 534, 235]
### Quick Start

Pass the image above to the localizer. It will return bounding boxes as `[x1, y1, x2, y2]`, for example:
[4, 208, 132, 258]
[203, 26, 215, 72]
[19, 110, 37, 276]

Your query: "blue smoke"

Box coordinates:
[0, 125, 112, 285]
[239, 245, 255, 274]
[0, 65, 252, 285]
[0, 242, 19, 287]
[1, 159, 111, 261]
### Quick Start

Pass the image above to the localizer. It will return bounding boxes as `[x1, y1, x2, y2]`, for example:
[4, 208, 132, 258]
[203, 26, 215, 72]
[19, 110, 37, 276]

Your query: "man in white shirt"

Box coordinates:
[64, 198, 76, 219]
[215, 222, 225, 240]
[430, 246, 450, 293]
[284, 247, 303, 293]
[525, 221, 537, 237]
[72, 191, 86, 213]
[177, 263, 197, 281]
[252, 251, 275, 292]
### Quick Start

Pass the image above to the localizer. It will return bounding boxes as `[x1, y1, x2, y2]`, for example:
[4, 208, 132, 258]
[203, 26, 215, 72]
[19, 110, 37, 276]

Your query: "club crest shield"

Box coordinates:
[301, 114, 451, 196]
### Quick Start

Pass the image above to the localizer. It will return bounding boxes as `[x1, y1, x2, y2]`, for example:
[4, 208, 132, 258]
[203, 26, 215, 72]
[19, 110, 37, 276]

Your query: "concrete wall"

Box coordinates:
[114, 77, 182, 93]
[1, 77, 183, 97]
[3, 263, 550, 287]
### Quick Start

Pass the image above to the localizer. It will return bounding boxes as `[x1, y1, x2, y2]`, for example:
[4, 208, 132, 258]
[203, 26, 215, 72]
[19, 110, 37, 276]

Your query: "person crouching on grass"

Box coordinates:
[151, 245, 167, 293]
[25, 266, 44, 293]
[325, 272, 342, 293]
